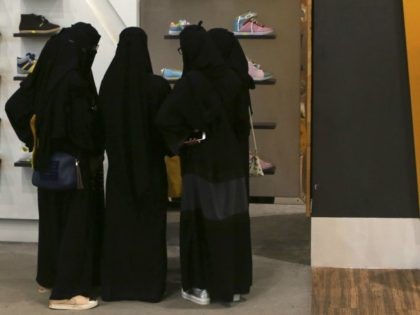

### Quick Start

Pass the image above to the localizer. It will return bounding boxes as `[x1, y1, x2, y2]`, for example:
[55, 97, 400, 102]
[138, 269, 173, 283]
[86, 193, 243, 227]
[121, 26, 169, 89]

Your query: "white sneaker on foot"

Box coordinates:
[233, 294, 241, 302]
[181, 288, 210, 305]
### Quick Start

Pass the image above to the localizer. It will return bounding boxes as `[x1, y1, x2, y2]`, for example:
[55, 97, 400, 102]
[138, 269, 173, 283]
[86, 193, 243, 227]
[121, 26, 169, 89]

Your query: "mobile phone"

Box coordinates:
[185, 131, 206, 144]
[190, 131, 206, 141]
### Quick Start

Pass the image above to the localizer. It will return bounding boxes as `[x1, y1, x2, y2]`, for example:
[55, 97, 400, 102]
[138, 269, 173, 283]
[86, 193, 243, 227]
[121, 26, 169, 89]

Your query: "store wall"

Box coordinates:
[311, 0, 420, 268]
[140, 0, 301, 199]
[0, 0, 136, 241]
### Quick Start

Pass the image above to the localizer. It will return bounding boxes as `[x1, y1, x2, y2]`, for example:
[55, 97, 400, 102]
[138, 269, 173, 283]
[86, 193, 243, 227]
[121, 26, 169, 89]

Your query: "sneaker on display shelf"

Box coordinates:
[19, 14, 60, 34]
[233, 11, 258, 33]
[234, 18, 274, 35]
[161, 68, 183, 80]
[168, 19, 191, 35]
[248, 59, 273, 81]
[17, 53, 37, 74]
[181, 288, 210, 305]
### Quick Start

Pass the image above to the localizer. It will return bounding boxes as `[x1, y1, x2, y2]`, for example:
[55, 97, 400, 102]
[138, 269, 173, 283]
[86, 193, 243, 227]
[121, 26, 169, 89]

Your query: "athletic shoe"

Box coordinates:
[233, 11, 258, 33]
[161, 68, 182, 80]
[248, 59, 273, 81]
[233, 294, 241, 302]
[168, 19, 190, 35]
[234, 18, 274, 35]
[17, 53, 37, 74]
[181, 288, 210, 305]
[19, 14, 60, 34]
[49, 295, 98, 310]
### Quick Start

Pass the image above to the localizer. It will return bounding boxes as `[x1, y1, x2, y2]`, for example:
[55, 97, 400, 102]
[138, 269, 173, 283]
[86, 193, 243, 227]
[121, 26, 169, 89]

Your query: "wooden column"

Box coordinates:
[403, 0, 420, 206]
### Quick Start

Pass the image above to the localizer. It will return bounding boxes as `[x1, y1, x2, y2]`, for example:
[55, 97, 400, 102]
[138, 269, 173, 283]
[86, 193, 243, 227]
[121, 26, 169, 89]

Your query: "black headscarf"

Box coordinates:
[208, 28, 255, 89]
[180, 23, 226, 78]
[157, 24, 245, 181]
[30, 23, 100, 170]
[99, 27, 154, 199]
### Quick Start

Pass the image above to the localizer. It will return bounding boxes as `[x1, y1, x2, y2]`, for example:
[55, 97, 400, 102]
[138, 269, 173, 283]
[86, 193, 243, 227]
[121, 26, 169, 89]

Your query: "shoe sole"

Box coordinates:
[181, 291, 210, 305]
[49, 300, 98, 310]
[252, 74, 274, 81]
[233, 31, 274, 36]
[19, 27, 61, 34]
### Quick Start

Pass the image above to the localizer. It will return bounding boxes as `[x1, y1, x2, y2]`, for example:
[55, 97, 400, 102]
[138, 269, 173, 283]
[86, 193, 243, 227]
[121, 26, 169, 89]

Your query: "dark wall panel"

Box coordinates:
[312, 0, 419, 217]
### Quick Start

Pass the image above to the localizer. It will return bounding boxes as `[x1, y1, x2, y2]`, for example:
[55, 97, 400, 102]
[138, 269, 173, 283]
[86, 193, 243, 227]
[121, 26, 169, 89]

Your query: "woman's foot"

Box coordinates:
[233, 294, 241, 302]
[181, 288, 210, 305]
[48, 295, 98, 310]
[38, 286, 50, 293]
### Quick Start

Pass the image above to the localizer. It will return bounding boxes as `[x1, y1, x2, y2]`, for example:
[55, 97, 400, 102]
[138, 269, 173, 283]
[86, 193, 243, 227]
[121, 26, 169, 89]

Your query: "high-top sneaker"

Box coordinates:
[19, 14, 60, 34]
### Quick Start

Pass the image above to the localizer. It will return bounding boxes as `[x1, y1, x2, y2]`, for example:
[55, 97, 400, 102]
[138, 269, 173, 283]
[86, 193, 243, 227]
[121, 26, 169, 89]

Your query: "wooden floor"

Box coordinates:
[312, 268, 420, 315]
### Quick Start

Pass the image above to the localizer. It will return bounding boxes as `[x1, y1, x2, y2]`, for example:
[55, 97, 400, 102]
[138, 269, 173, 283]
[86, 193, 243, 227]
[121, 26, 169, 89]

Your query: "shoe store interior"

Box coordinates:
[0, 0, 419, 314]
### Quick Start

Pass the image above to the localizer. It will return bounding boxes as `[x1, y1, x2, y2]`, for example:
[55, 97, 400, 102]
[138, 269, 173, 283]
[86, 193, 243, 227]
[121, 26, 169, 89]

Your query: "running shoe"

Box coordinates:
[17, 53, 37, 74]
[168, 19, 191, 35]
[233, 11, 258, 33]
[248, 59, 273, 81]
[234, 18, 274, 35]
[181, 288, 210, 305]
[19, 14, 60, 34]
[161, 68, 182, 80]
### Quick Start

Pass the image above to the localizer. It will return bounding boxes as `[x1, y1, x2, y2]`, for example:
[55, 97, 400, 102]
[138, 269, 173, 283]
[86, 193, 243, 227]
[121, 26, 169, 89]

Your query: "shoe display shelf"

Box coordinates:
[14, 160, 31, 167]
[13, 32, 55, 38]
[165, 77, 276, 85]
[164, 34, 276, 40]
[13, 75, 26, 81]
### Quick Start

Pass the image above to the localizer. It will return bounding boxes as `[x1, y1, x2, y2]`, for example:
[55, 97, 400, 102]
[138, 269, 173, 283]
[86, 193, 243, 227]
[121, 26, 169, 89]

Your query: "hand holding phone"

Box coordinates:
[184, 130, 206, 145]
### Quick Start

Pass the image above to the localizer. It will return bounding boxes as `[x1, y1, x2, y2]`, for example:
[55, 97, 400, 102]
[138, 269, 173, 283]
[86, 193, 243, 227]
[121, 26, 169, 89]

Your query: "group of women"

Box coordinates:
[7, 21, 254, 311]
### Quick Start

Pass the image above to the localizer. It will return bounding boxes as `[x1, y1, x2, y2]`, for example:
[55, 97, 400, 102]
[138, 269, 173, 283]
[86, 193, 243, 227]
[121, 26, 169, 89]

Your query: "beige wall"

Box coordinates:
[140, 0, 301, 198]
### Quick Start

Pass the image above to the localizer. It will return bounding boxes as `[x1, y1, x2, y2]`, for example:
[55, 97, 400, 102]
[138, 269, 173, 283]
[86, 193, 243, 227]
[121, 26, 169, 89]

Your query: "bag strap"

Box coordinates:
[249, 107, 258, 155]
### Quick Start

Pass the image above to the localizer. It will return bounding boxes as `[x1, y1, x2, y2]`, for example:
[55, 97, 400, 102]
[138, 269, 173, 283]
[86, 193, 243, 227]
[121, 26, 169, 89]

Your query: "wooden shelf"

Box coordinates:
[14, 76, 26, 81]
[165, 77, 276, 85]
[13, 32, 56, 38]
[255, 78, 276, 85]
[14, 160, 31, 167]
[263, 167, 276, 175]
[253, 122, 276, 129]
[164, 33, 276, 40]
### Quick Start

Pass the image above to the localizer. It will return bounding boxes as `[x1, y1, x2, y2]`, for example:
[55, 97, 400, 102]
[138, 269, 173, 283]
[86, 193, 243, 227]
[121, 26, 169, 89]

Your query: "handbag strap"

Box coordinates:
[249, 107, 258, 154]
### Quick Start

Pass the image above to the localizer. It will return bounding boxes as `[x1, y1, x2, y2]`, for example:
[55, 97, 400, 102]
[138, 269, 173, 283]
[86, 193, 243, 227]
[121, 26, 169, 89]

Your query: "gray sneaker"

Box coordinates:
[181, 288, 210, 305]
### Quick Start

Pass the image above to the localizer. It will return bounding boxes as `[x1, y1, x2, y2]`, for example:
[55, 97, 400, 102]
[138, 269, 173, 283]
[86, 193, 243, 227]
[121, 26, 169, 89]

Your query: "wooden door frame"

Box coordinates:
[300, 0, 312, 216]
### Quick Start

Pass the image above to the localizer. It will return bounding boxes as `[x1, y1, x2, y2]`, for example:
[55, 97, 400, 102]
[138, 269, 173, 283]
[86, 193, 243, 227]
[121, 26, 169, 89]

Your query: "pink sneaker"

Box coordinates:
[248, 59, 273, 81]
[234, 18, 274, 35]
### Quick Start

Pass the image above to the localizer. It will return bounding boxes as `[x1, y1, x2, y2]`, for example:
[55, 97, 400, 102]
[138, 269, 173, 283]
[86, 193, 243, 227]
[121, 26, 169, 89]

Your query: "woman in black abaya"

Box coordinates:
[156, 24, 252, 304]
[25, 23, 103, 310]
[208, 28, 254, 194]
[99, 27, 170, 302]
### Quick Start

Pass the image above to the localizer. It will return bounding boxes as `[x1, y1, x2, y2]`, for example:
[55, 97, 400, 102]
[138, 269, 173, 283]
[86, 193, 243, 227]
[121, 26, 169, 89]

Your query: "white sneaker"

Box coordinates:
[181, 288, 210, 305]
[49, 295, 98, 310]
[233, 294, 241, 302]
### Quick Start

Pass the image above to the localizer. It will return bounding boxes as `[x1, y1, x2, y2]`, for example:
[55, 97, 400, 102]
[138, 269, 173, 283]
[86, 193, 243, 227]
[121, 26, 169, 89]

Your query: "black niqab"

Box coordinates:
[208, 28, 255, 89]
[99, 27, 154, 199]
[30, 22, 100, 170]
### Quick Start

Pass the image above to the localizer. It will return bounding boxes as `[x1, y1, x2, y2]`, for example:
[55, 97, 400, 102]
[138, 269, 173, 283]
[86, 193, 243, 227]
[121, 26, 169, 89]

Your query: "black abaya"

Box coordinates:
[7, 23, 104, 300]
[156, 25, 252, 302]
[208, 28, 254, 195]
[99, 27, 170, 302]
